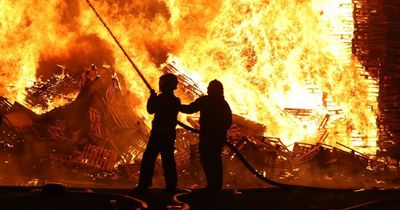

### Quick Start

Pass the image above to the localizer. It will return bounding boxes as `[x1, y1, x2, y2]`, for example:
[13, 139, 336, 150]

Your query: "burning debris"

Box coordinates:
[0, 0, 399, 191]
[0, 97, 23, 151]
[1, 55, 396, 189]
[0, 66, 398, 188]
[161, 62, 398, 188]
[1, 66, 151, 185]
[25, 68, 80, 111]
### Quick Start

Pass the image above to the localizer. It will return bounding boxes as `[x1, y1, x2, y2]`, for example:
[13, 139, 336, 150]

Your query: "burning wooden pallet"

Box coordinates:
[25, 71, 80, 110]
[0, 97, 16, 149]
[250, 136, 292, 160]
[88, 107, 103, 138]
[47, 120, 69, 141]
[227, 136, 277, 169]
[0, 117, 20, 150]
[75, 144, 118, 171]
[369, 156, 400, 175]
[291, 142, 321, 165]
[162, 62, 205, 97]
[0, 96, 13, 113]
[289, 141, 376, 180]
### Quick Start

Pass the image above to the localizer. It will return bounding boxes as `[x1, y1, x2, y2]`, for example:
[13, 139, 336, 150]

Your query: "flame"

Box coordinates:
[164, 0, 378, 153]
[0, 0, 378, 154]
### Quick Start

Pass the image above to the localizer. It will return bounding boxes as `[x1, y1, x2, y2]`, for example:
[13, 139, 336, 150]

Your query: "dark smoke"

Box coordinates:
[36, 0, 174, 78]
[37, 34, 115, 79]
[145, 40, 177, 67]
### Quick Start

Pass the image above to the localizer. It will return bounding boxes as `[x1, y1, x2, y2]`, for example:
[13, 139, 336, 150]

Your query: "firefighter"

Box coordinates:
[133, 73, 181, 193]
[180, 80, 232, 191]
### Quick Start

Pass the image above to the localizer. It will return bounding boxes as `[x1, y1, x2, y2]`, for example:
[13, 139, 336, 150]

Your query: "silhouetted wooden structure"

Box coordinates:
[353, 0, 400, 158]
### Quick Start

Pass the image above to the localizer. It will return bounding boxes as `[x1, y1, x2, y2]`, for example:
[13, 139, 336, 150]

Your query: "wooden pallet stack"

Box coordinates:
[0, 97, 20, 151]
[24, 71, 80, 110]
[75, 144, 118, 171]
[162, 62, 205, 98]
[353, 0, 400, 158]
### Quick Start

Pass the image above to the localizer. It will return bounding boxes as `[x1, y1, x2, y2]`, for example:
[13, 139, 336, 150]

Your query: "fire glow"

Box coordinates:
[0, 0, 377, 154]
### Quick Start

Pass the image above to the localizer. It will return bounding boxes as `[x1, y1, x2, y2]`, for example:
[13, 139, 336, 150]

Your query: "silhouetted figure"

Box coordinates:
[135, 73, 180, 193]
[81, 64, 99, 87]
[181, 80, 232, 191]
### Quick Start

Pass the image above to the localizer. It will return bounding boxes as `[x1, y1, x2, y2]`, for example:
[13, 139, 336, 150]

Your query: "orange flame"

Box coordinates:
[164, 0, 378, 154]
[0, 0, 378, 154]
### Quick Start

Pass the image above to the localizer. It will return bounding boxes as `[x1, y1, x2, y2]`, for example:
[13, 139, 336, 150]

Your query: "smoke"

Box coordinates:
[37, 34, 115, 79]
[144, 39, 176, 67]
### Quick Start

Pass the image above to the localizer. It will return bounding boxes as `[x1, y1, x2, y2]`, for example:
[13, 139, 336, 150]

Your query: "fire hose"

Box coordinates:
[177, 121, 294, 188]
[84, 0, 340, 190]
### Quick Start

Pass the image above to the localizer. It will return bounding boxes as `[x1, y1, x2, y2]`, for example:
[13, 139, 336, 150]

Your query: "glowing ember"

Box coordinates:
[0, 0, 377, 154]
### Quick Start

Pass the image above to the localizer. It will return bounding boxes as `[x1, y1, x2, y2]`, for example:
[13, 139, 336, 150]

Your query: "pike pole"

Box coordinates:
[85, 0, 199, 134]
[85, 0, 152, 90]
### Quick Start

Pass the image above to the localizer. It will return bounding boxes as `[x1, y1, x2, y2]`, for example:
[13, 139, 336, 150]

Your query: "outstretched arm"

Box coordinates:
[180, 98, 201, 114]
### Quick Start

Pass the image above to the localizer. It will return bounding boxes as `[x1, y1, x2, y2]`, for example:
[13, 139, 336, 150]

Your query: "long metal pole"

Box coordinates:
[85, 0, 152, 90]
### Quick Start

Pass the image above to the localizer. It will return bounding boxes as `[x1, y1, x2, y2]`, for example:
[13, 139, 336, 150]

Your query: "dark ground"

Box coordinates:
[1, 185, 400, 210]
[176, 188, 400, 210]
